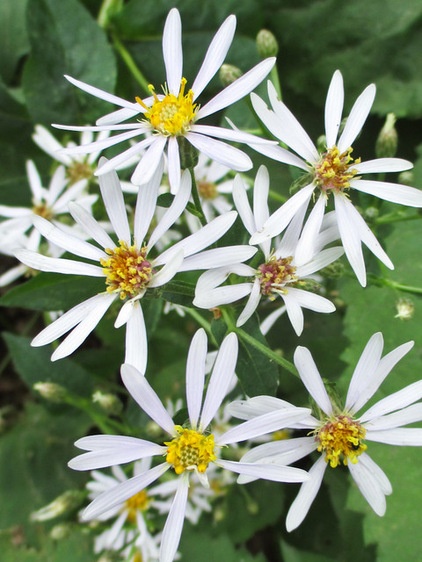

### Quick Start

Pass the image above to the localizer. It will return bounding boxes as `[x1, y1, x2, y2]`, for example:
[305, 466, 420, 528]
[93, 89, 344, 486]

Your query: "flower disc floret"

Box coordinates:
[315, 414, 367, 468]
[67, 161, 93, 184]
[124, 490, 150, 523]
[100, 242, 154, 300]
[198, 180, 218, 200]
[165, 426, 217, 475]
[314, 146, 361, 194]
[258, 255, 297, 297]
[32, 203, 53, 220]
[137, 78, 198, 137]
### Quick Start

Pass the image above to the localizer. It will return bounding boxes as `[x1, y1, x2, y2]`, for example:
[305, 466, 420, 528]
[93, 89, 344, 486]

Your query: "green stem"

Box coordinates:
[189, 167, 207, 227]
[221, 309, 299, 378]
[270, 66, 282, 100]
[112, 34, 151, 96]
[183, 308, 218, 346]
[383, 279, 422, 295]
[375, 211, 422, 225]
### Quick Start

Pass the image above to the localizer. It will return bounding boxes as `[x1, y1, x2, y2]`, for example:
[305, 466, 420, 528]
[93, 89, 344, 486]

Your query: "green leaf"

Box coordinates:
[0, 0, 30, 84]
[0, 273, 104, 311]
[22, 0, 116, 125]
[180, 529, 266, 562]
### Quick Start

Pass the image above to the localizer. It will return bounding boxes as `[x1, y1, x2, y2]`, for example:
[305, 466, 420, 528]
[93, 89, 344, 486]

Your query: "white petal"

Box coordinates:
[351, 179, 422, 207]
[324, 70, 344, 147]
[95, 136, 155, 176]
[293, 193, 326, 265]
[51, 294, 115, 360]
[186, 329, 208, 429]
[124, 302, 148, 374]
[348, 454, 387, 515]
[75, 434, 157, 451]
[167, 136, 181, 194]
[217, 407, 311, 446]
[364, 403, 422, 431]
[98, 160, 131, 243]
[337, 83, 376, 152]
[149, 249, 184, 287]
[259, 305, 287, 335]
[121, 364, 175, 435]
[197, 58, 276, 120]
[286, 456, 327, 532]
[199, 332, 238, 431]
[69, 442, 165, 470]
[131, 136, 168, 186]
[253, 165, 270, 232]
[68, 202, 115, 249]
[163, 8, 182, 94]
[285, 288, 335, 313]
[61, 128, 144, 155]
[192, 15, 236, 98]
[294, 346, 333, 414]
[217, 459, 309, 483]
[160, 475, 189, 562]
[354, 158, 412, 174]
[233, 174, 255, 234]
[236, 279, 261, 327]
[296, 246, 344, 278]
[194, 283, 252, 309]
[64, 74, 141, 110]
[360, 380, 422, 422]
[82, 463, 169, 521]
[133, 163, 160, 245]
[366, 427, 422, 446]
[180, 245, 256, 272]
[191, 124, 275, 145]
[97, 106, 144, 126]
[345, 332, 384, 412]
[15, 249, 104, 277]
[186, 132, 252, 171]
[282, 292, 304, 336]
[26, 160, 46, 202]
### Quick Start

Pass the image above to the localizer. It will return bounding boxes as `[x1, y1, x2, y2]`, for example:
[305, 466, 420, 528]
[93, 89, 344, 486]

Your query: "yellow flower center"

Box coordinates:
[32, 203, 53, 220]
[258, 256, 298, 297]
[313, 146, 360, 194]
[315, 414, 367, 468]
[165, 426, 217, 475]
[100, 241, 154, 300]
[67, 161, 93, 184]
[136, 78, 198, 136]
[198, 180, 218, 200]
[124, 490, 150, 523]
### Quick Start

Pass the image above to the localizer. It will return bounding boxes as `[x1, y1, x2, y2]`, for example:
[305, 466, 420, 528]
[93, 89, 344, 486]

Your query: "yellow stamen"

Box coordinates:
[314, 146, 361, 194]
[32, 203, 53, 220]
[136, 78, 198, 136]
[165, 426, 216, 475]
[258, 255, 297, 298]
[67, 161, 93, 184]
[124, 490, 150, 523]
[315, 414, 367, 468]
[198, 180, 218, 200]
[100, 241, 154, 300]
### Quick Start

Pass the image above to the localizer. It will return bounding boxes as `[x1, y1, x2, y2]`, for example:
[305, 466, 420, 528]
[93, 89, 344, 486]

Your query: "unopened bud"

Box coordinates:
[395, 298, 414, 320]
[34, 382, 68, 403]
[376, 113, 398, 158]
[320, 261, 345, 279]
[178, 136, 198, 169]
[256, 29, 279, 58]
[50, 523, 72, 540]
[398, 170, 414, 186]
[30, 490, 85, 521]
[363, 206, 380, 221]
[92, 391, 123, 416]
[219, 64, 243, 87]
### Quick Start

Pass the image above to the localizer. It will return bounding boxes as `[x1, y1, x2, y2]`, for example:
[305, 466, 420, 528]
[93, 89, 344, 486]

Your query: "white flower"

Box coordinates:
[69, 329, 310, 562]
[194, 165, 343, 335]
[251, 70, 422, 286]
[52, 8, 278, 193]
[230, 333, 422, 530]
[0, 160, 96, 243]
[15, 163, 253, 371]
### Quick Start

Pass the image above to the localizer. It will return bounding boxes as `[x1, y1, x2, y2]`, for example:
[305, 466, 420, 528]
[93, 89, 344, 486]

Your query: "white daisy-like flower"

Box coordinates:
[229, 333, 422, 531]
[15, 163, 255, 371]
[52, 8, 278, 193]
[250, 70, 422, 286]
[194, 165, 343, 335]
[69, 329, 311, 562]
[0, 160, 96, 242]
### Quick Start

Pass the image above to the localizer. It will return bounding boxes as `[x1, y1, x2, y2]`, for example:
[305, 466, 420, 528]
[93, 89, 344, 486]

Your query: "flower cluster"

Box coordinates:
[5, 6, 422, 562]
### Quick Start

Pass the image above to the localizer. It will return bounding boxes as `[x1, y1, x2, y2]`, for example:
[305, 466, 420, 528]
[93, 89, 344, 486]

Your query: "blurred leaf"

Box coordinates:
[180, 529, 266, 562]
[22, 0, 116, 125]
[0, 0, 30, 84]
[0, 273, 104, 311]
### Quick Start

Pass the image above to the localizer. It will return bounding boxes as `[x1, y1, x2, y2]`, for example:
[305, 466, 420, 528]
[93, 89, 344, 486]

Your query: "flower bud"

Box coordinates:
[398, 170, 414, 186]
[219, 64, 243, 87]
[30, 491, 85, 521]
[256, 29, 279, 58]
[92, 390, 123, 416]
[50, 523, 72, 540]
[33, 382, 68, 403]
[376, 113, 398, 158]
[394, 298, 414, 320]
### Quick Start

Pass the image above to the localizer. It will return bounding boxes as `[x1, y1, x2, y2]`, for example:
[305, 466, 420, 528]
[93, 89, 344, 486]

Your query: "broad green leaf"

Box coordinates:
[0, 0, 30, 84]
[22, 0, 116, 125]
[180, 529, 266, 562]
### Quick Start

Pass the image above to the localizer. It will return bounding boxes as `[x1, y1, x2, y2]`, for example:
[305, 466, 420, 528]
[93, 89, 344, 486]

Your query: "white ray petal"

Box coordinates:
[351, 179, 422, 207]
[179, 245, 256, 272]
[285, 288, 335, 313]
[167, 136, 181, 194]
[194, 283, 252, 309]
[293, 193, 326, 265]
[354, 158, 412, 174]
[65, 74, 139, 110]
[296, 247, 344, 278]
[236, 279, 261, 327]
[97, 106, 144, 126]
[199, 332, 238, 431]
[163, 8, 182, 94]
[348, 455, 387, 515]
[15, 249, 103, 277]
[130, 136, 168, 186]
[186, 132, 252, 171]
[286, 456, 327, 532]
[69, 443, 165, 471]
[192, 15, 236, 98]
[324, 70, 344, 147]
[98, 160, 130, 243]
[294, 346, 333, 414]
[68, 202, 115, 249]
[186, 329, 208, 432]
[364, 403, 422, 431]
[217, 459, 309, 483]
[149, 249, 184, 287]
[253, 165, 270, 231]
[197, 58, 276, 120]
[337, 83, 376, 152]
[366, 427, 422, 446]
[232, 174, 255, 234]
[94, 137, 156, 176]
[360, 380, 422, 422]
[282, 292, 304, 336]
[160, 475, 189, 562]
[133, 161, 162, 245]
[124, 302, 148, 374]
[121, 364, 175, 435]
[75, 434, 158, 451]
[190, 124, 275, 145]
[61, 128, 144, 155]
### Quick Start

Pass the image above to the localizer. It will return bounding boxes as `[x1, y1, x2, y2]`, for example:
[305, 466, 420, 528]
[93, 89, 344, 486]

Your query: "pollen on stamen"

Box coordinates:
[314, 146, 361, 195]
[315, 414, 367, 468]
[258, 255, 298, 298]
[136, 77, 198, 137]
[100, 241, 154, 300]
[165, 426, 216, 475]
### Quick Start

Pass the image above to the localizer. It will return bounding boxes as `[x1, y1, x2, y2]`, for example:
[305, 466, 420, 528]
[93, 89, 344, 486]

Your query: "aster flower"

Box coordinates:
[0, 160, 96, 242]
[194, 165, 343, 335]
[15, 163, 254, 371]
[250, 70, 422, 286]
[230, 333, 422, 530]
[52, 8, 278, 193]
[69, 329, 311, 562]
